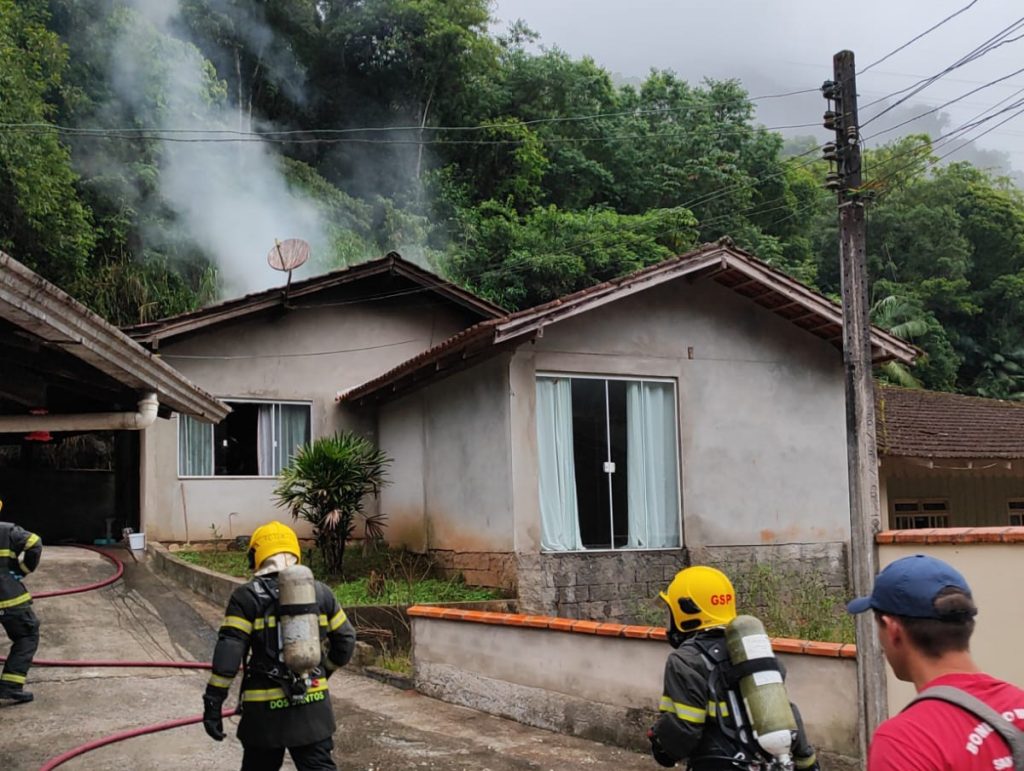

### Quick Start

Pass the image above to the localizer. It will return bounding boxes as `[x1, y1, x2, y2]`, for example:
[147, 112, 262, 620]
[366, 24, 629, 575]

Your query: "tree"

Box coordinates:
[0, 0, 95, 285]
[274, 432, 391, 576]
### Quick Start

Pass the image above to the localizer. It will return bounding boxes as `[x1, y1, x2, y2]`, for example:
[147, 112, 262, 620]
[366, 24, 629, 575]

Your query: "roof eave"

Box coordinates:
[0, 253, 229, 422]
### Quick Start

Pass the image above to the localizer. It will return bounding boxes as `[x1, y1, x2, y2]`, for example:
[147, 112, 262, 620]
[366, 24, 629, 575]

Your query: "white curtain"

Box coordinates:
[277, 404, 309, 471]
[257, 405, 275, 476]
[257, 404, 310, 476]
[536, 378, 583, 551]
[178, 415, 213, 476]
[626, 381, 680, 548]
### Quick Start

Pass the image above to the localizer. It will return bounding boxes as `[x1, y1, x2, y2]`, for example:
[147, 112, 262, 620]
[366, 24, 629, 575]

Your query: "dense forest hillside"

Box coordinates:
[2, 1, 1024, 397]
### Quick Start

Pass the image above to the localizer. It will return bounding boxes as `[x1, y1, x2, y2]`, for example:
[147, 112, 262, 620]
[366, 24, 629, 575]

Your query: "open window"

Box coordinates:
[178, 400, 311, 477]
[1008, 500, 1024, 527]
[535, 375, 681, 551]
[892, 499, 949, 529]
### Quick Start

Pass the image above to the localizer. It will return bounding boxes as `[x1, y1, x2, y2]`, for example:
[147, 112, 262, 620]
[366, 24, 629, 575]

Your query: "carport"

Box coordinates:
[0, 252, 228, 542]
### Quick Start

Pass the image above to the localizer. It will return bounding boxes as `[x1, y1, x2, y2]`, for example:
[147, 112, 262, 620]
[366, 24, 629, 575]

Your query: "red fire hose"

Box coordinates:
[9, 545, 239, 770]
[31, 544, 124, 599]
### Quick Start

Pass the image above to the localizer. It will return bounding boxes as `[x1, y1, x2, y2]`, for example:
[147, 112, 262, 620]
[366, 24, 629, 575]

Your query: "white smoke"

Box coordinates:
[111, 0, 328, 297]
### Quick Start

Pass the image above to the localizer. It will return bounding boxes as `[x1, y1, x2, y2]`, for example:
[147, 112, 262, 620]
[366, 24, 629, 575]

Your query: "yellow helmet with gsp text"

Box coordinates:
[660, 566, 737, 633]
[248, 521, 301, 570]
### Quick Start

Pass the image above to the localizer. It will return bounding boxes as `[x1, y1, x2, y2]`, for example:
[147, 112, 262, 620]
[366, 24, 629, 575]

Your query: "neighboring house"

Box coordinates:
[0, 252, 228, 541]
[877, 385, 1024, 529]
[340, 242, 916, 618]
[125, 253, 505, 542]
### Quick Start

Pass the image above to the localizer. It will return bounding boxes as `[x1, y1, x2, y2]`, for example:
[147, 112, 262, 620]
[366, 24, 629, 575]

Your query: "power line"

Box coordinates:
[861, 15, 1024, 127]
[859, 0, 982, 74]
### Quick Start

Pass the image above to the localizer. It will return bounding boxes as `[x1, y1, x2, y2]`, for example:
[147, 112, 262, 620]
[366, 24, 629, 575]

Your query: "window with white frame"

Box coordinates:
[1008, 500, 1024, 526]
[535, 375, 681, 551]
[892, 499, 949, 529]
[179, 401, 311, 477]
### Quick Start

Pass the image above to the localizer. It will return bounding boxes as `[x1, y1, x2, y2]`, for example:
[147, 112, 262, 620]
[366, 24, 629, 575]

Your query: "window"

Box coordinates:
[535, 375, 681, 551]
[892, 500, 949, 529]
[179, 401, 311, 477]
[1008, 500, 1024, 526]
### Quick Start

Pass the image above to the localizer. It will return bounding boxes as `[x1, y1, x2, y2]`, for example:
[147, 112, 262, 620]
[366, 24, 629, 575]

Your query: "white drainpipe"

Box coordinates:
[0, 393, 160, 432]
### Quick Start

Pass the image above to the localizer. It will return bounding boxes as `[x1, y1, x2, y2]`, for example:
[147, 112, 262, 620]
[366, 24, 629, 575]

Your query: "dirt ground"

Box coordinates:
[1, 546, 652, 770]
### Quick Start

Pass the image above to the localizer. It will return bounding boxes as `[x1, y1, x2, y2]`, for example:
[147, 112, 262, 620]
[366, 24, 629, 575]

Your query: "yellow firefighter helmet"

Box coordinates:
[248, 521, 301, 570]
[660, 566, 737, 633]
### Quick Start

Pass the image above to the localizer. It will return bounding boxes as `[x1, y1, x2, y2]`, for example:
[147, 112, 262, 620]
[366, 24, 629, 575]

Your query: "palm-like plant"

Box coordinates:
[871, 293, 929, 388]
[274, 432, 391, 577]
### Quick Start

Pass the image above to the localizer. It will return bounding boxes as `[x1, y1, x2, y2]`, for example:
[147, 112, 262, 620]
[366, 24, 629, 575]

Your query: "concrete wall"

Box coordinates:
[509, 278, 851, 552]
[141, 296, 473, 542]
[411, 614, 859, 763]
[878, 539, 1024, 716]
[379, 355, 516, 558]
[882, 458, 1024, 527]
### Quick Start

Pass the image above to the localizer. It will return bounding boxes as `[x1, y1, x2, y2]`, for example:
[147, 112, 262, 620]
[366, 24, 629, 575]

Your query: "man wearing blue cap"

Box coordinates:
[848, 554, 1024, 770]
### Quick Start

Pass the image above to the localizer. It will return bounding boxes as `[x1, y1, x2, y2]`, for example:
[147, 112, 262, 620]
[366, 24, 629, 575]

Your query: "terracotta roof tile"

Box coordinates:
[877, 385, 1024, 459]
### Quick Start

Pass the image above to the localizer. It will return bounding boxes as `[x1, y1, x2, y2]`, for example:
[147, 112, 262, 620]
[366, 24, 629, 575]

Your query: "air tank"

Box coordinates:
[724, 614, 798, 764]
[278, 564, 321, 676]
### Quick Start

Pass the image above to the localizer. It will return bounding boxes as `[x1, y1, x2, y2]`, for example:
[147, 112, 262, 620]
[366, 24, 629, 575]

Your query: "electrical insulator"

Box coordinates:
[823, 110, 838, 130]
[825, 172, 842, 191]
[822, 142, 839, 162]
[820, 80, 839, 100]
[846, 125, 859, 143]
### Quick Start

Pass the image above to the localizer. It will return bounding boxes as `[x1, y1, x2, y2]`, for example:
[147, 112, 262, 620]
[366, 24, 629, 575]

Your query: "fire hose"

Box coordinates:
[1, 544, 238, 770]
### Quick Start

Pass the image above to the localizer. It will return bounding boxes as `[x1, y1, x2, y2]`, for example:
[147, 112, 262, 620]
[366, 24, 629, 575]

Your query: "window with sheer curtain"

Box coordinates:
[536, 375, 681, 551]
[178, 400, 311, 477]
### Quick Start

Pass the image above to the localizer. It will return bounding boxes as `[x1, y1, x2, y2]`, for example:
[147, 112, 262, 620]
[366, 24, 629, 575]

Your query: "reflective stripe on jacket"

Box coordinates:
[0, 522, 42, 608]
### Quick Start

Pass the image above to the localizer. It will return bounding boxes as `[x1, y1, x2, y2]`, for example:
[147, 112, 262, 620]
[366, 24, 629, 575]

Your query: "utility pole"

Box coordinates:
[821, 49, 888, 758]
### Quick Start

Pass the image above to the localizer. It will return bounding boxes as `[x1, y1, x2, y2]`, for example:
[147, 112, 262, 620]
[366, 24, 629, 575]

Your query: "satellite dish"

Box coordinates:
[267, 238, 310, 272]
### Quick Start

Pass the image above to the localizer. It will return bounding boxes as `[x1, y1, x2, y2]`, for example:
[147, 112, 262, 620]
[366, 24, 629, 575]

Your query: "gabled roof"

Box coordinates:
[339, 242, 918, 406]
[125, 252, 506, 346]
[877, 385, 1024, 459]
[0, 252, 228, 422]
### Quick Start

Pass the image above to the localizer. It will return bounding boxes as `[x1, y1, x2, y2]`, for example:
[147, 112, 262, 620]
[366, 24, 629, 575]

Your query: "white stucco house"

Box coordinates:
[336, 242, 916, 617]
[125, 252, 505, 544]
[123, 241, 919, 619]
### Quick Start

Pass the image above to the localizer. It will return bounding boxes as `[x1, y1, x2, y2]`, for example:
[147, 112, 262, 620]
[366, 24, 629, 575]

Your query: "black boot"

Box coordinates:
[0, 685, 33, 703]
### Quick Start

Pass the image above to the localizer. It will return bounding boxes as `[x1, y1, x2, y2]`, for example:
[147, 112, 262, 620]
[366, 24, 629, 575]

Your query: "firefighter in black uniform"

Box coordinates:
[648, 566, 819, 770]
[0, 501, 43, 704]
[202, 521, 357, 771]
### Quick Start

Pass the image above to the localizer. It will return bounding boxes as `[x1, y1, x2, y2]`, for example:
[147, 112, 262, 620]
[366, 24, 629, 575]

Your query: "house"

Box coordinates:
[125, 253, 505, 543]
[0, 252, 228, 541]
[877, 385, 1024, 529]
[339, 242, 916, 618]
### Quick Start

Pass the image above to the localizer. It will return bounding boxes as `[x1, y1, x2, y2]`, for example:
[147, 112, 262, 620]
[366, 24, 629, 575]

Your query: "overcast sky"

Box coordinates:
[491, 0, 1024, 175]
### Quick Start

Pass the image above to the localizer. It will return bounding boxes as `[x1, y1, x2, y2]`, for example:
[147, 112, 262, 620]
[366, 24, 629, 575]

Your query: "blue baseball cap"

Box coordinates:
[847, 554, 973, 618]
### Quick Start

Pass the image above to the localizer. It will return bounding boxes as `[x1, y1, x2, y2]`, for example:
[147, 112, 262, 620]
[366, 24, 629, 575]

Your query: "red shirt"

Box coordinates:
[868, 673, 1024, 771]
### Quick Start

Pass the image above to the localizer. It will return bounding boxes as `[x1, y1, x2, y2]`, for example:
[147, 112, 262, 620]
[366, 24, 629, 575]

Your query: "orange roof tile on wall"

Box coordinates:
[877, 526, 1024, 544]
[405, 606, 857, 657]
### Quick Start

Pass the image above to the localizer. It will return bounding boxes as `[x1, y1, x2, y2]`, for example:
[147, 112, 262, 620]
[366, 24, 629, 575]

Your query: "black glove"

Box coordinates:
[647, 728, 677, 768]
[202, 692, 226, 741]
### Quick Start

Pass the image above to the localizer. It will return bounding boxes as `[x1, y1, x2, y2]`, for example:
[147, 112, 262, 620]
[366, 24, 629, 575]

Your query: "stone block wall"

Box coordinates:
[516, 550, 687, 621]
[430, 549, 518, 590]
[515, 543, 849, 623]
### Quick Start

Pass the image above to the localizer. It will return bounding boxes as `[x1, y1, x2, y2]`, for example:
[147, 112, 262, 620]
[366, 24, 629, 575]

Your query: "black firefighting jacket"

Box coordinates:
[651, 629, 818, 770]
[206, 573, 356, 748]
[0, 522, 42, 610]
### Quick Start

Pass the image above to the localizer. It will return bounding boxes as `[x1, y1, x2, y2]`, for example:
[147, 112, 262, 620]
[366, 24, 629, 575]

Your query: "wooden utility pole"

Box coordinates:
[822, 49, 888, 757]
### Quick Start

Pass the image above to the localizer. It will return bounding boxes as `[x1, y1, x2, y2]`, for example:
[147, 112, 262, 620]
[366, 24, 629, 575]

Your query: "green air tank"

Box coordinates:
[724, 614, 798, 764]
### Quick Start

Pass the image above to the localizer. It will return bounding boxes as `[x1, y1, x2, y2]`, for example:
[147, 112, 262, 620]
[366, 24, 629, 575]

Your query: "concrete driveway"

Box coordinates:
[1, 547, 652, 770]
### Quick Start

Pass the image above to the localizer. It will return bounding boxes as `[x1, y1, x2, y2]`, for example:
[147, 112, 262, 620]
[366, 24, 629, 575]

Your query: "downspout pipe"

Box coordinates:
[0, 392, 159, 432]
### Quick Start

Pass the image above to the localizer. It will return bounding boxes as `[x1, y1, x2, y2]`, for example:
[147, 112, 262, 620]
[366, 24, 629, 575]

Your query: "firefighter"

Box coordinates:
[647, 566, 819, 770]
[0, 499, 42, 704]
[202, 521, 356, 771]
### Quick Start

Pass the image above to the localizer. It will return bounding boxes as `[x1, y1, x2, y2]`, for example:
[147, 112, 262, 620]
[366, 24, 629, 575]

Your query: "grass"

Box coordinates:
[176, 549, 250, 578]
[331, 576, 499, 606]
[375, 650, 412, 675]
[175, 546, 501, 606]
